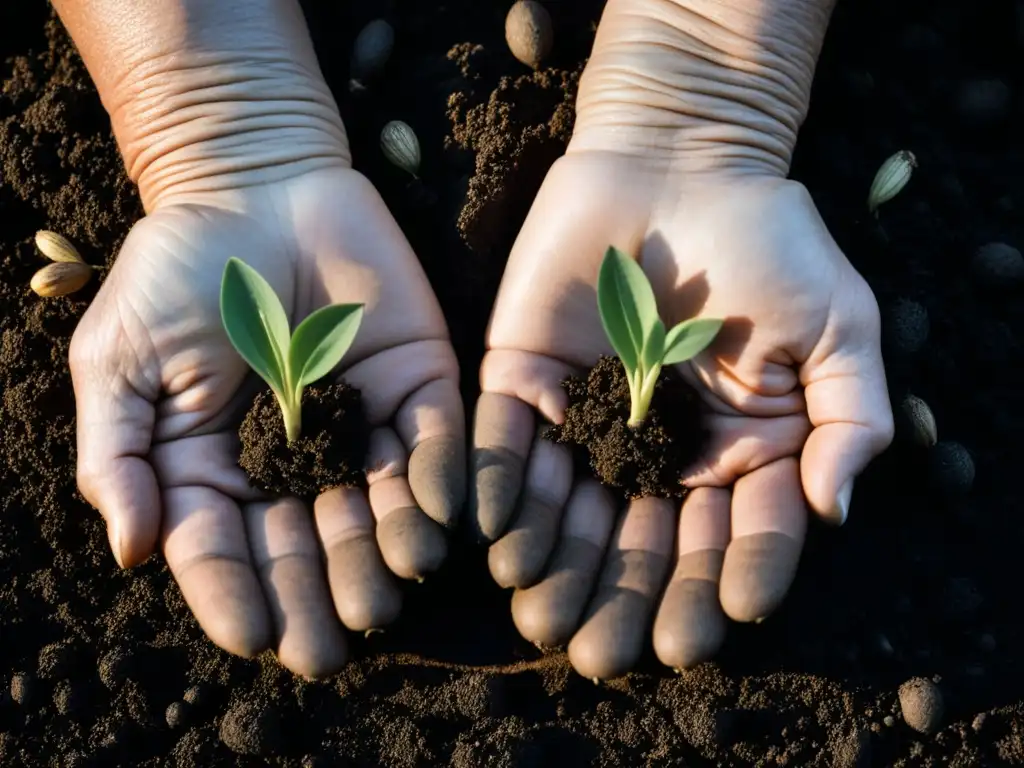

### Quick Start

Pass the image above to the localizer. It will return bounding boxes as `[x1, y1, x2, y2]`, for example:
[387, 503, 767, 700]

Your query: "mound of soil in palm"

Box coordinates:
[238, 383, 369, 501]
[545, 356, 707, 500]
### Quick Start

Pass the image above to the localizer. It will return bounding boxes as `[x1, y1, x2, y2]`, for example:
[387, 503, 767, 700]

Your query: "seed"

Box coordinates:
[349, 19, 394, 92]
[505, 1, 553, 70]
[972, 242, 1024, 286]
[35, 230, 84, 263]
[900, 394, 937, 447]
[380, 120, 420, 177]
[30, 261, 93, 297]
[867, 150, 916, 213]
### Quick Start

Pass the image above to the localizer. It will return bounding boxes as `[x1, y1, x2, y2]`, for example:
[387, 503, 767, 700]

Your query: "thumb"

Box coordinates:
[70, 325, 162, 568]
[800, 291, 895, 526]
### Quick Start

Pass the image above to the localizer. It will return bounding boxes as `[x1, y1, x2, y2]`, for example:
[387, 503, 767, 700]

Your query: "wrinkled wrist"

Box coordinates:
[109, 54, 351, 211]
[568, 0, 834, 177]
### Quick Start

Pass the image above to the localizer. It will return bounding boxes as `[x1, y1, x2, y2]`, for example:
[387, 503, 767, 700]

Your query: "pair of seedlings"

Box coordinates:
[222, 246, 721, 457]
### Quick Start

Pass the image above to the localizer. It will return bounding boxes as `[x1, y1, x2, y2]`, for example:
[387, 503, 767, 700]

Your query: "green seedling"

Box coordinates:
[597, 246, 723, 427]
[220, 257, 364, 444]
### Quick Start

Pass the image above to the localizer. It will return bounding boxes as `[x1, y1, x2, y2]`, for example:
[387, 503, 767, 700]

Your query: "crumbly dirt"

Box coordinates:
[544, 356, 707, 500]
[238, 383, 369, 501]
[3, 0, 1024, 766]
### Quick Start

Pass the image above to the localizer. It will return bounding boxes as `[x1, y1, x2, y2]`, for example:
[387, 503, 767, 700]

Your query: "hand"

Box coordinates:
[70, 167, 465, 677]
[471, 151, 893, 678]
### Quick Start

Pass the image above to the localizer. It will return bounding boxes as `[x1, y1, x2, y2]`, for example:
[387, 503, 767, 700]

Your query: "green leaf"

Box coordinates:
[288, 303, 365, 391]
[597, 246, 660, 373]
[642, 318, 666, 372]
[220, 257, 290, 392]
[662, 318, 724, 365]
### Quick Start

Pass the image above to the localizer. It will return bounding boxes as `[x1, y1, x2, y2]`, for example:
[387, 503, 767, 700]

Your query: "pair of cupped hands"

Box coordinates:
[69, 74, 894, 685]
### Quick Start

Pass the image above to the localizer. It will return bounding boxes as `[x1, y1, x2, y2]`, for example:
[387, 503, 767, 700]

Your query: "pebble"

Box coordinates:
[929, 440, 975, 494]
[898, 677, 944, 734]
[505, 1, 553, 69]
[219, 699, 283, 755]
[972, 712, 988, 732]
[900, 394, 938, 447]
[884, 298, 929, 354]
[97, 647, 134, 690]
[883, 716, 896, 727]
[10, 672, 34, 705]
[973, 242, 1024, 286]
[183, 684, 209, 707]
[165, 700, 189, 729]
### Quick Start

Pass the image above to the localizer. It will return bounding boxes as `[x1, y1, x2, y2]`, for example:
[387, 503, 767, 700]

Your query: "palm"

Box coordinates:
[472, 154, 893, 678]
[71, 168, 465, 676]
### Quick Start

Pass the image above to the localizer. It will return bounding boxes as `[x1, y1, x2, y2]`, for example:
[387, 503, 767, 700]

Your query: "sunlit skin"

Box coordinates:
[52, 0, 894, 679]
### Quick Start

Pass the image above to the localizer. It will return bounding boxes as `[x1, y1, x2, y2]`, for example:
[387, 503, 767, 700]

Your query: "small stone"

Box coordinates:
[883, 716, 896, 727]
[884, 299, 929, 354]
[505, 1, 553, 69]
[165, 701, 189, 729]
[929, 441, 975, 494]
[97, 648, 134, 690]
[899, 677, 944, 734]
[54, 680, 84, 716]
[219, 699, 283, 755]
[183, 684, 208, 706]
[900, 394, 938, 446]
[973, 243, 1024, 286]
[10, 672, 34, 705]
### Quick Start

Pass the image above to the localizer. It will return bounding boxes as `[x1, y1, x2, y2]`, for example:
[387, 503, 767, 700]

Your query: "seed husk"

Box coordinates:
[380, 120, 420, 177]
[505, 1, 553, 70]
[35, 230, 84, 264]
[868, 150, 917, 214]
[30, 261, 93, 297]
[349, 19, 394, 92]
[900, 394, 938, 447]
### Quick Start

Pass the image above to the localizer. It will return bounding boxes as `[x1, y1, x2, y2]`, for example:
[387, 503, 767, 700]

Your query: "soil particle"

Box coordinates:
[237, 382, 369, 501]
[899, 677, 945, 734]
[973, 241, 1024, 286]
[96, 647, 133, 691]
[164, 700, 188, 729]
[883, 297, 930, 354]
[36, 640, 75, 680]
[833, 727, 872, 768]
[545, 355, 708, 500]
[218, 697, 284, 755]
[928, 439, 975, 493]
[9, 672, 34, 706]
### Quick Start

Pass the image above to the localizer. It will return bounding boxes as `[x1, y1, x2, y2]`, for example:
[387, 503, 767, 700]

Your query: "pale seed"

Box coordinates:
[30, 262, 93, 297]
[349, 19, 394, 92]
[868, 150, 917, 213]
[35, 230, 84, 264]
[380, 120, 420, 177]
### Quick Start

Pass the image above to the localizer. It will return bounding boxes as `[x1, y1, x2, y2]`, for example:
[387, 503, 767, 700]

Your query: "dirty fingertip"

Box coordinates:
[719, 532, 802, 623]
[653, 579, 726, 670]
[470, 447, 525, 541]
[408, 435, 466, 528]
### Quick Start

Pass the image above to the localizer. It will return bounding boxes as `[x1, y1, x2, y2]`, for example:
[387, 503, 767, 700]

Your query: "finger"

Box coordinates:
[470, 393, 534, 542]
[245, 497, 348, 678]
[682, 361, 806, 417]
[720, 458, 806, 623]
[343, 341, 465, 528]
[366, 428, 447, 581]
[472, 350, 574, 541]
[568, 497, 676, 680]
[653, 488, 731, 670]
[488, 435, 573, 589]
[510, 480, 617, 647]
[70, 336, 160, 569]
[162, 487, 272, 658]
[315, 487, 402, 631]
[801, 290, 895, 525]
[680, 413, 811, 487]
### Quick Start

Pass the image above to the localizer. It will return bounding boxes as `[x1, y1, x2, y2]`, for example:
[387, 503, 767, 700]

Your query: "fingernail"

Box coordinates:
[109, 521, 125, 569]
[834, 478, 855, 525]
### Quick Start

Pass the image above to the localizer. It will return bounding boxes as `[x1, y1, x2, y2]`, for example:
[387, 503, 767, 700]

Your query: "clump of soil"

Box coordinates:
[545, 356, 708, 500]
[237, 382, 369, 501]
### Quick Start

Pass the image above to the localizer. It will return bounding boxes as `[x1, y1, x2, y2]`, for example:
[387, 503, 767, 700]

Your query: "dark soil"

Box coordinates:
[3, 0, 1024, 766]
[544, 356, 707, 501]
[238, 383, 368, 502]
